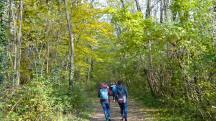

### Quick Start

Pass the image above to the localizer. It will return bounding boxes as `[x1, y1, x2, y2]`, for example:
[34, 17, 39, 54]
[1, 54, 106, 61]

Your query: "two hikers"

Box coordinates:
[98, 80, 128, 121]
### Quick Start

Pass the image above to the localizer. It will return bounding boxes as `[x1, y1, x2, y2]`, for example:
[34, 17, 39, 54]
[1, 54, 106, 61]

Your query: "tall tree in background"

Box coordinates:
[146, 0, 151, 18]
[160, 0, 164, 23]
[134, 0, 141, 12]
[64, 0, 75, 90]
[15, 0, 23, 86]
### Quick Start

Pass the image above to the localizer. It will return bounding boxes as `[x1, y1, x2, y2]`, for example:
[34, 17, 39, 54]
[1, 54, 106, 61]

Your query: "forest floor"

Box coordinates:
[90, 98, 159, 121]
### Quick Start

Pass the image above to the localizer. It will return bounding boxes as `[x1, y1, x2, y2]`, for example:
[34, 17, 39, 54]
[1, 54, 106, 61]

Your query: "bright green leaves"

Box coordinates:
[12, 0, 115, 82]
[171, 0, 214, 23]
[171, 0, 193, 22]
[109, 1, 216, 120]
[71, 3, 115, 78]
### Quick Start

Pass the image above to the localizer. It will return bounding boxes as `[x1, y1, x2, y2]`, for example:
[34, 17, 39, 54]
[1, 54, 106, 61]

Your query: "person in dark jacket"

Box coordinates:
[116, 80, 128, 121]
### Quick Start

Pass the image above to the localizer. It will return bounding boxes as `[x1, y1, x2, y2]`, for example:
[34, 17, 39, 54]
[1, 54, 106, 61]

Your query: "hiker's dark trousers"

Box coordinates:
[101, 100, 111, 121]
[118, 102, 128, 119]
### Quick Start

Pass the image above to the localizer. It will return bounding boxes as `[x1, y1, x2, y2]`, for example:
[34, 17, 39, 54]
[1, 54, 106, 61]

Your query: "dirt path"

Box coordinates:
[90, 99, 158, 121]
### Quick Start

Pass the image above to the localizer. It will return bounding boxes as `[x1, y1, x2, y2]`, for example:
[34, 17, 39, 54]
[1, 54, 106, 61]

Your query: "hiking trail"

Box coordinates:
[90, 99, 158, 121]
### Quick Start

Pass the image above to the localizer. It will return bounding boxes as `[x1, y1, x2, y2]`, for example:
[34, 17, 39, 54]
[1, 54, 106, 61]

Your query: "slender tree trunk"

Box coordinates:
[164, 0, 168, 21]
[160, 0, 163, 23]
[15, 0, 23, 86]
[6, 0, 12, 82]
[146, 40, 157, 96]
[13, 43, 17, 86]
[45, 0, 50, 75]
[146, 0, 151, 18]
[87, 57, 93, 83]
[134, 0, 141, 12]
[213, 6, 216, 46]
[46, 42, 49, 74]
[120, 0, 125, 9]
[64, 0, 75, 90]
[10, 0, 17, 86]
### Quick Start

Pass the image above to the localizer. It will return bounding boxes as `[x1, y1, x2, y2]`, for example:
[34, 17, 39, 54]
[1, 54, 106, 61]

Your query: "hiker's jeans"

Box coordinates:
[101, 101, 111, 121]
[118, 102, 128, 119]
[112, 92, 117, 101]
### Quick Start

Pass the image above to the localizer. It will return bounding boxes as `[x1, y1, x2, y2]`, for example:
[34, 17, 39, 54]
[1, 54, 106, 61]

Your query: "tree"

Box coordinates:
[146, 0, 151, 18]
[64, 0, 75, 90]
[134, 0, 141, 12]
[15, 0, 23, 86]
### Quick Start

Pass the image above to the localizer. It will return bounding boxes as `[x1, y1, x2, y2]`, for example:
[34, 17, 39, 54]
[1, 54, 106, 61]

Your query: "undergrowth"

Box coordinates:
[0, 77, 93, 121]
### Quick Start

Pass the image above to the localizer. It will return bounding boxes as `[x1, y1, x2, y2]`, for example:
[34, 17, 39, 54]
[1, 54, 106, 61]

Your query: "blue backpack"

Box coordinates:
[111, 85, 117, 95]
[99, 88, 109, 100]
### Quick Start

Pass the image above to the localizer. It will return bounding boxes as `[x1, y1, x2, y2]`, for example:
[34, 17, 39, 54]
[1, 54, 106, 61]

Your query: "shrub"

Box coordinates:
[0, 81, 55, 120]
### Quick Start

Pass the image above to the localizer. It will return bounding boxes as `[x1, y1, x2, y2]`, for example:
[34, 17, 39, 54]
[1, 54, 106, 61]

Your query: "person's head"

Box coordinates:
[100, 82, 108, 88]
[117, 80, 123, 85]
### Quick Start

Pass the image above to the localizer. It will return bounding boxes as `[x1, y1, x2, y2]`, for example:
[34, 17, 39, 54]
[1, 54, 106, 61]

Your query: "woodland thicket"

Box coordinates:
[0, 0, 215, 121]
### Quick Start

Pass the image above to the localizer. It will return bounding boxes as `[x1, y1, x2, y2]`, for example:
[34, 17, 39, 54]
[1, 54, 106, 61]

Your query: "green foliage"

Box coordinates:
[0, 77, 93, 120]
[52, 83, 90, 114]
[1, 0, 113, 120]
[110, 0, 216, 120]
[0, 0, 7, 83]
[0, 80, 55, 120]
[0, 0, 215, 120]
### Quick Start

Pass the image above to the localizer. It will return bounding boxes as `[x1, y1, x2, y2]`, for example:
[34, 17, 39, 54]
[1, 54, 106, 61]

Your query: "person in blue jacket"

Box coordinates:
[116, 80, 128, 121]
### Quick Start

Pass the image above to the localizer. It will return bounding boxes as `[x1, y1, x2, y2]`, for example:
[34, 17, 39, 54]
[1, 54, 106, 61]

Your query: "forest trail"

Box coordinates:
[90, 99, 158, 121]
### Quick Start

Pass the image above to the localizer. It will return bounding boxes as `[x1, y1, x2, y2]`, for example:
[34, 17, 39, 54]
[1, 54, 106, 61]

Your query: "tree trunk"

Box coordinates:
[64, 0, 75, 91]
[87, 57, 93, 83]
[160, 0, 163, 23]
[164, 0, 168, 21]
[15, 0, 23, 86]
[146, 0, 151, 18]
[9, 0, 17, 86]
[45, 0, 50, 75]
[46, 42, 49, 74]
[134, 0, 141, 12]
[120, 0, 125, 9]
[213, 5, 216, 46]
[147, 40, 157, 96]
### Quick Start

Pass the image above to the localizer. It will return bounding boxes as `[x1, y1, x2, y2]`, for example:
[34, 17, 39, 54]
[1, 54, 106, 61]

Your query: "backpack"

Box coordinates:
[111, 85, 117, 95]
[116, 85, 126, 103]
[99, 83, 109, 100]
[99, 88, 109, 100]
